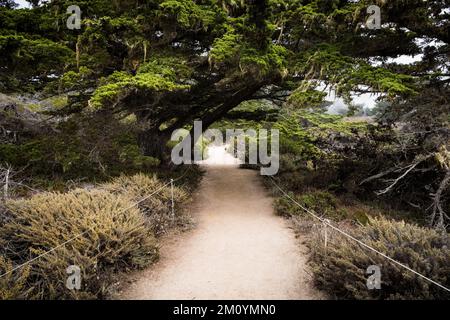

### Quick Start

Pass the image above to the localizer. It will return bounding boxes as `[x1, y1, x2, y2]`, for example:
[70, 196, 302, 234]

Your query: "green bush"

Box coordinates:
[274, 189, 349, 221]
[308, 217, 450, 299]
[273, 188, 376, 224]
[119, 145, 160, 169]
[0, 113, 158, 184]
[0, 189, 158, 299]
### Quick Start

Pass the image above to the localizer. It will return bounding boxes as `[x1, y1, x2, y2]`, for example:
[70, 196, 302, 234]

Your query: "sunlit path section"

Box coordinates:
[196, 144, 243, 166]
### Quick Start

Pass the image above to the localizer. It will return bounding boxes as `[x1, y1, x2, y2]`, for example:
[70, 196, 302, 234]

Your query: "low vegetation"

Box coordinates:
[0, 0, 448, 301]
[0, 172, 192, 299]
[101, 173, 191, 236]
[273, 164, 450, 300]
[270, 110, 450, 300]
[308, 217, 450, 300]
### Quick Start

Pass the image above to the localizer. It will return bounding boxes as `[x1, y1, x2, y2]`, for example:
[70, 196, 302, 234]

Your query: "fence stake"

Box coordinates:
[323, 219, 329, 250]
[4, 167, 10, 199]
[170, 179, 175, 220]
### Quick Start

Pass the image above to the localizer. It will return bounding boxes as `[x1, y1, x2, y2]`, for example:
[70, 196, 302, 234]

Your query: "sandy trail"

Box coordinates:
[119, 147, 321, 300]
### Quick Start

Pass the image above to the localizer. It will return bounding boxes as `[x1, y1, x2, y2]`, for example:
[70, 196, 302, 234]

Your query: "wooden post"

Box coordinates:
[4, 167, 10, 199]
[323, 219, 330, 250]
[170, 179, 175, 220]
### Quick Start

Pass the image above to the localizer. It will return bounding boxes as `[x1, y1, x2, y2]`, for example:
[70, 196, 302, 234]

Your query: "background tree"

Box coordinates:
[0, 0, 448, 226]
[0, 0, 17, 9]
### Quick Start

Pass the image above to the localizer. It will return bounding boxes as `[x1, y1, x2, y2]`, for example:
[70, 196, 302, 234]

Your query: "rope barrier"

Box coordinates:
[3, 165, 447, 295]
[269, 176, 450, 293]
[0, 167, 191, 279]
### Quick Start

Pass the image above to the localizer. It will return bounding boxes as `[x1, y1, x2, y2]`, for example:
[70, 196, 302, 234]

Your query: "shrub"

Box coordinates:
[0, 112, 158, 183]
[101, 173, 190, 235]
[308, 217, 450, 299]
[119, 145, 160, 169]
[274, 189, 349, 221]
[0, 189, 158, 299]
[0, 256, 31, 300]
[277, 155, 340, 192]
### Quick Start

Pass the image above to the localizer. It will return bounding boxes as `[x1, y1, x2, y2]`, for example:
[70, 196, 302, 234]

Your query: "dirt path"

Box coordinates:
[119, 148, 322, 300]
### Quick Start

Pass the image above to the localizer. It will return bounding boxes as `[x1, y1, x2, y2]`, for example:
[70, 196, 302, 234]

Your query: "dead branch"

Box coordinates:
[430, 169, 450, 229]
[375, 154, 433, 196]
[359, 166, 399, 185]
[0, 164, 39, 197]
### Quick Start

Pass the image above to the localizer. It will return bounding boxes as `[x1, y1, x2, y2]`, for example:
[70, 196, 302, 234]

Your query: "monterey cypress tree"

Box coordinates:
[0, 1, 448, 201]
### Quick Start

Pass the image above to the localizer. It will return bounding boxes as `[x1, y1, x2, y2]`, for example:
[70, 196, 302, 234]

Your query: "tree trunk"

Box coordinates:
[136, 81, 266, 163]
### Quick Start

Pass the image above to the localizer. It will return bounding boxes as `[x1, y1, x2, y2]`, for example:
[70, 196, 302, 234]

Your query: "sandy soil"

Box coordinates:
[118, 147, 322, 300]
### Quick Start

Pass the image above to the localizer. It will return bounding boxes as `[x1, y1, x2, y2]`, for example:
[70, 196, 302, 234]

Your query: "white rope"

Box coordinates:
[0, 168, 191, 279]
[269, 176, 450, 293]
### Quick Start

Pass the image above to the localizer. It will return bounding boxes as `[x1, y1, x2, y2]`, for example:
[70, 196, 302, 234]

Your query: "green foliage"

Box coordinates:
[119, 145, 160, 169]
[1, 0, 431, 164]
[90, 71, 189, 110]
[240, 44, 288, 77]
[138, 54, 194, 82]
[273, 110, 371, 173]
[288, 87, 327, 109]
[0, 35, 73, 91]
[294, 45, 416, 98]
[275, 189, 338, 217]
[209, 27, 241, 65]
[225, 100, 279, 121]
[0, 134, 93, 178]
[273, 111, 324, 160]
[158, 0, 217, 29]
[59, 67, 94, 92]
[0, 115, 156, 180]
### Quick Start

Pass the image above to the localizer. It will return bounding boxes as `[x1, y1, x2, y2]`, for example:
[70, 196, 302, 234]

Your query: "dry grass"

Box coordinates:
[0, 256, 31, 299]
[0, 188, 158, 299]
[307, 217, 450, 299]
[273, 188, 450, 299]
[101, 173, 191, 236]
[0, 171, 194, 299]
